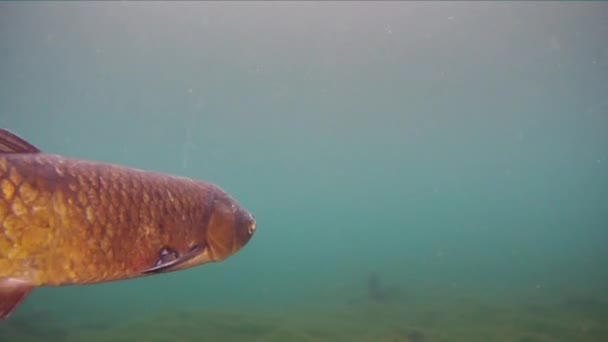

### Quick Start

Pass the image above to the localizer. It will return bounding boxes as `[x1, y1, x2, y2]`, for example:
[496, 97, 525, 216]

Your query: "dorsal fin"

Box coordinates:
[0, 129, 41, 153]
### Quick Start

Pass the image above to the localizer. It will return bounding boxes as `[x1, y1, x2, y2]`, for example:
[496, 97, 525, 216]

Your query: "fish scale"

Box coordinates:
[0, 128, 255, 319]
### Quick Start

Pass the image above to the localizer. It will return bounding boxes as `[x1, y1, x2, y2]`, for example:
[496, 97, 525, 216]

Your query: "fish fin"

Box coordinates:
[141, 245, 204, 274]
[0, 278, 34, 320]
[0, 129, 41, 153]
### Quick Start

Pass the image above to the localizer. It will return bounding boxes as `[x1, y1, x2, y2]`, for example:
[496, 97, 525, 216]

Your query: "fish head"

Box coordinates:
[202, 189, 256, 262]
[141, 187, 255, 275]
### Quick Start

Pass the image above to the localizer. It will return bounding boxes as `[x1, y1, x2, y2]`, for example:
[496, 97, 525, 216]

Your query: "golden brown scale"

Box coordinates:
[0, 128, 255, 320]
[0, 153, 242, 286]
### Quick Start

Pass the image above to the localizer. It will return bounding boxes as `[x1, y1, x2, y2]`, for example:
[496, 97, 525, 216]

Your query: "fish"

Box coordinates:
[0, 128, 256, 320]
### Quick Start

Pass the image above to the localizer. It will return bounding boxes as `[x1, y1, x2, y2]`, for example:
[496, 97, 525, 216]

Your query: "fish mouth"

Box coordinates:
[248, 220, 256, 235]
[236, 209, 256, 250]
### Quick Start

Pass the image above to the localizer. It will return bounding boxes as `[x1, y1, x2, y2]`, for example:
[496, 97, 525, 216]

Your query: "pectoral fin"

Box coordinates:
[0, 278, 34, 320]
[0, 128, 41, 153]
[142, 245, 204, 274]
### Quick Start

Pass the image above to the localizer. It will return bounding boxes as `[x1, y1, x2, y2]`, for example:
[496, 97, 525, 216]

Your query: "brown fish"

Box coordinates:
[0, 129, 256, 319]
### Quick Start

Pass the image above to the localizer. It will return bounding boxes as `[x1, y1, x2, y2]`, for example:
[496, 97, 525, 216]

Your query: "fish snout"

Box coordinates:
[205, 192, 256, 261]
[236, 209, 256, 247]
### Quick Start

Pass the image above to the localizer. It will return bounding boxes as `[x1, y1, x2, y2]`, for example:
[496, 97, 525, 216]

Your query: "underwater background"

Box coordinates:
[1, 2, 607, 341]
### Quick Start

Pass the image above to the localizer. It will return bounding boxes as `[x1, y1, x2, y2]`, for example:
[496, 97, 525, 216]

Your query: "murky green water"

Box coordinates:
[1, 2, 607, 341]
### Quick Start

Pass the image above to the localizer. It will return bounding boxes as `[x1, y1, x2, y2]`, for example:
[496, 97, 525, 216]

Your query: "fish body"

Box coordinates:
[0, 129, 256, 319]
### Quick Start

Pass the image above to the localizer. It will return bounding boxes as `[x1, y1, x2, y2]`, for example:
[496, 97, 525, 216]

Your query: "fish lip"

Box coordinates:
[248, 221, 256, 235]
[248, 213, 257, 234]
